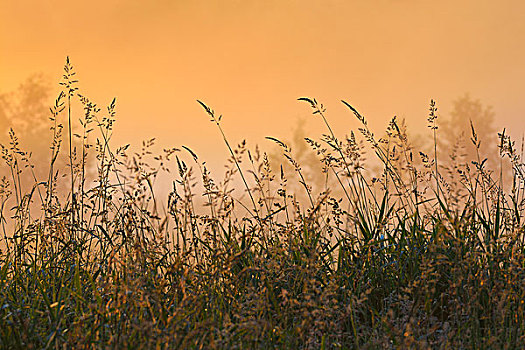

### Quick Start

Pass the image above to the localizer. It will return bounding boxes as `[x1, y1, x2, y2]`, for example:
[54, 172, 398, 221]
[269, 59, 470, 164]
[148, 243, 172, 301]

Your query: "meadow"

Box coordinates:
[0, 59, 524, 349]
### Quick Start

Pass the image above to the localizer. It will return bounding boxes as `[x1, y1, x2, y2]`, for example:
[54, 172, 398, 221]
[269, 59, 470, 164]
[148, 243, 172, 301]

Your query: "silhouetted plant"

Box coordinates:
[0, 59, 524, 349]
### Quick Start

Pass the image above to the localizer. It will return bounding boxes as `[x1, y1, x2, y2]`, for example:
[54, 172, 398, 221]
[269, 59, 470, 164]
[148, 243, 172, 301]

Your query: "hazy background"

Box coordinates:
[1, 0, 524, 171]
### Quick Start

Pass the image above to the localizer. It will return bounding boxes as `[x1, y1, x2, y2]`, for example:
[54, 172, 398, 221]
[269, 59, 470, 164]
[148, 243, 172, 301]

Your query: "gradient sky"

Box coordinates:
[1, 0, 525, 169]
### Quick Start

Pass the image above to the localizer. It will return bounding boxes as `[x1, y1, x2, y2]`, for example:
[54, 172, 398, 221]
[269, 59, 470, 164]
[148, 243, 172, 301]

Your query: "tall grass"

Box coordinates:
[0, 59, 524, 349]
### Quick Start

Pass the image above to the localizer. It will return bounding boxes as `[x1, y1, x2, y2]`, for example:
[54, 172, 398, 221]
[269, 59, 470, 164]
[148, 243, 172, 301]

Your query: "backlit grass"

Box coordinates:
[0, 59, 524, 349]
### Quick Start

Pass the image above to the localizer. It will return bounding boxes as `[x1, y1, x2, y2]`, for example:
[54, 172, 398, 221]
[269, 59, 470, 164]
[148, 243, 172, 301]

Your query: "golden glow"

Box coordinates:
[1, 0, 525, 168]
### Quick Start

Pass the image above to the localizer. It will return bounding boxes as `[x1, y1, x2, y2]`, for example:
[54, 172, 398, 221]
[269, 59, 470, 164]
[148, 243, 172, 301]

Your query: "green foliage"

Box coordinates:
[0, 60, 524, 349]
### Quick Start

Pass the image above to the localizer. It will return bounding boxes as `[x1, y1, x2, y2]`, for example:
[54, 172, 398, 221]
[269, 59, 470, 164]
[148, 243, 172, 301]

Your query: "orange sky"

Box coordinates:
[1, 0, 525, 169]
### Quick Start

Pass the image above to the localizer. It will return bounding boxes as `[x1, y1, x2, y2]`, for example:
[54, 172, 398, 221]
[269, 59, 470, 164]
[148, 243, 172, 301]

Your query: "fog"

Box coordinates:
[1, 0, 524, 173]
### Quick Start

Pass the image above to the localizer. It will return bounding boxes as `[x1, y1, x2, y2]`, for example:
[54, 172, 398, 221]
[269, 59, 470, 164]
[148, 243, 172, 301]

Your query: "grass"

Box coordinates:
[0, 58, 524, 349]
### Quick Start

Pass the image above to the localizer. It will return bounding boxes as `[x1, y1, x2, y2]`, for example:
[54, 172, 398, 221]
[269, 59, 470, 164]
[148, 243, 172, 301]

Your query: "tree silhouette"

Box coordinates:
[0, 74, 71, 187]
[433, 94, 515, 204]
[0, 74, 51, 143]
[439, 94, 499, 171]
